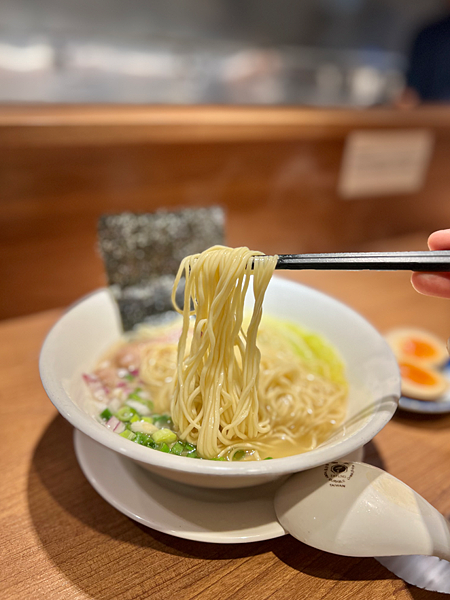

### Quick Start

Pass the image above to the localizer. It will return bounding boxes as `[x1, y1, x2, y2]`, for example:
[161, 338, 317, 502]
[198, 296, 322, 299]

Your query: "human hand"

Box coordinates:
[411, 229, 450, 298]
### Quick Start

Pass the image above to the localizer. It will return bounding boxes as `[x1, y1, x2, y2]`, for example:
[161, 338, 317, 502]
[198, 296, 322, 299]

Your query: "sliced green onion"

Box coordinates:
[115, 406, 138, 422]
[134, 432, 152, 445]
[100, 408, 113, 420]
[123, 373, 135, 381]
[141, 416, 153, 424]
[170, 442, 184, 455]
[152, 414, 173, 428]
[186, 449, 198, 458]
[264, 457, 273, 460]
[152, 428, 177, 444]
[119, 430, 136, 440]
[158, 442, 170, 453]
[233, 450, 245, 461]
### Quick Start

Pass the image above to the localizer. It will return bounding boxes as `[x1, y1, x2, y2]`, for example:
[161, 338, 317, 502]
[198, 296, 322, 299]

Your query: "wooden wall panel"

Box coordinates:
[2, 105, 450, 320]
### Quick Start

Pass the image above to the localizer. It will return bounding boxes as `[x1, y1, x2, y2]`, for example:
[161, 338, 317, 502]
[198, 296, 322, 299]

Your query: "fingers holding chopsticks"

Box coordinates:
[411, 229, 450, 298]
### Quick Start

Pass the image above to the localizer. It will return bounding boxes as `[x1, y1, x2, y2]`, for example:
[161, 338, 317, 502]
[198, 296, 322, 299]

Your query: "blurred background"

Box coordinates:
[0, 0, 447, 105]
[2, 0, 450, 321]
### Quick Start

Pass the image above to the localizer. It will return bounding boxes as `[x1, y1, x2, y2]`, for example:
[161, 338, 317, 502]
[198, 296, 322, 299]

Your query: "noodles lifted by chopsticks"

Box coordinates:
[171, 246, 277, 459]
[170, 245, 347, 461]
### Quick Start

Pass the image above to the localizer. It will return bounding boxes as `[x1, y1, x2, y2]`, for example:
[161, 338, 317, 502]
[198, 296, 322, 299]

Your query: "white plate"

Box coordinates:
[399, 360, 450, 414]
[74, 429, 364, 544]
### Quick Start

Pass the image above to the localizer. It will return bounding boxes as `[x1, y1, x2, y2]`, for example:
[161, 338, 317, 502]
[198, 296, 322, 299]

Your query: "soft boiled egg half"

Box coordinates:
[385, 327, 449, 401]
[385, 327, 448, 367]
[396, 359, 448, 400]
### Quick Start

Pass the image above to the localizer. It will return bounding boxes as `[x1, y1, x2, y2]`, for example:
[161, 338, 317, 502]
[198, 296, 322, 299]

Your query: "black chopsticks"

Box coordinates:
[273, 251, 450, 271]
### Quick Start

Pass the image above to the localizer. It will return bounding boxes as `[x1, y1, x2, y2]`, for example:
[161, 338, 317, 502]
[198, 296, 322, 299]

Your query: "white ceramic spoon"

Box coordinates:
[275, 461, 450, 592]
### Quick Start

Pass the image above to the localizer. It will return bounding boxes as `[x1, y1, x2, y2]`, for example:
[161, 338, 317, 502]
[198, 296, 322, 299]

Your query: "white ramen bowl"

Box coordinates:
[40, 278, 400, 489]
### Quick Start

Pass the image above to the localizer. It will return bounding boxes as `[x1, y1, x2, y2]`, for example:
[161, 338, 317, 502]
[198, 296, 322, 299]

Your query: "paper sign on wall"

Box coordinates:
[338, 129, 434, 199]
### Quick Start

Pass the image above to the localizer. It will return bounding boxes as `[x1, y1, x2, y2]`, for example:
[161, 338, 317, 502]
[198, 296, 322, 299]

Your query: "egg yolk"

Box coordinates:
[400, 338, 437, 359]
[399, 362, 437, 386]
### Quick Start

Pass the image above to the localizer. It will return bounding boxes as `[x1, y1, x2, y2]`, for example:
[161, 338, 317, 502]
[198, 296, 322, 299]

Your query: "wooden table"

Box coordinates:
[2, 235, 450, 600]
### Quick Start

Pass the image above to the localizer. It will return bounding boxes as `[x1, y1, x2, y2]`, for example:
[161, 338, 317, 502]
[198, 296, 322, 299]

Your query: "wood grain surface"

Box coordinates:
[2, 232, 450, 600]
[3, 104, 450, 321]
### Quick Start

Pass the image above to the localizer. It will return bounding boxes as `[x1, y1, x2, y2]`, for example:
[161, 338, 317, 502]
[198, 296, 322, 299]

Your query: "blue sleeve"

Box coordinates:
[406, 27, 436, 100]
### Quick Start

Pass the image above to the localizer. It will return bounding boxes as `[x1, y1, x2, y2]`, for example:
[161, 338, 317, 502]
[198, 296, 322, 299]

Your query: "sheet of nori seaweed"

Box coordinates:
[98, 207, 225, 330]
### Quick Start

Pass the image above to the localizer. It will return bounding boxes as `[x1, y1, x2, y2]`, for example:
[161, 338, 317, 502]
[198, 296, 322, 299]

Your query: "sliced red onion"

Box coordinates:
[83, 373, 99, 383]
[84, 373, 105, 394]
[105, 415, 119, 429]
[114, 421, 126, 434]
[105, 416, 126, 434]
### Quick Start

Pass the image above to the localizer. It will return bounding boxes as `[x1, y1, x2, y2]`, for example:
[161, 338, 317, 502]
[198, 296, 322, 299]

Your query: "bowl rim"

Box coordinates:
[40, 283, 400, 478]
